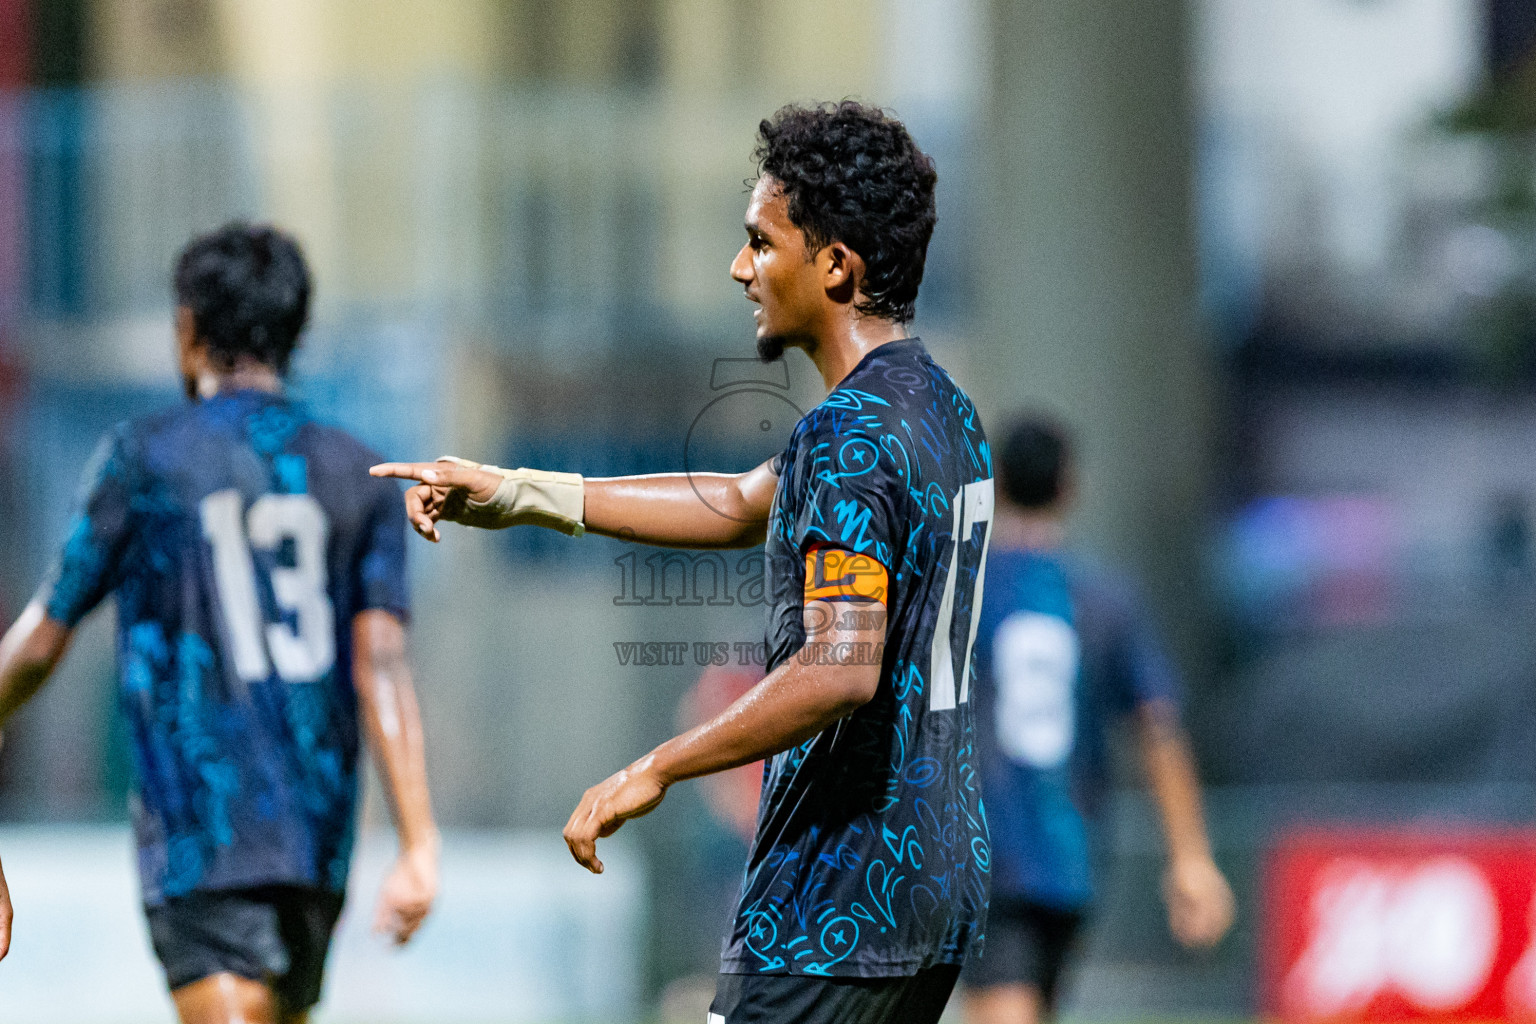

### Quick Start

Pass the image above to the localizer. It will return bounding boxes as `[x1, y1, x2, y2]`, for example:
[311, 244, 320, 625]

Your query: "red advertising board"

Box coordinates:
[1264, 829, 1536, 1022]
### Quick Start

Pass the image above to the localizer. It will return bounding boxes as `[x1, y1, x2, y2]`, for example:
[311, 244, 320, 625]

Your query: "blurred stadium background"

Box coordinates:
[3, 0, 1536, 1021]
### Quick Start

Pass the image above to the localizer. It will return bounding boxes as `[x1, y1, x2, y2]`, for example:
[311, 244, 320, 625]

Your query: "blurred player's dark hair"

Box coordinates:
[174, 222, 311, 374]
[998, 415, 1073, 510]
[754, 101, 937, 323]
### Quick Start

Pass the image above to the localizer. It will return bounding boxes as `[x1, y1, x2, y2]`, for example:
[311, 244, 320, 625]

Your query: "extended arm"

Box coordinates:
[369, 458, 780, 549]
[562, 599, 885, 873]
[583, 464, 780, 548]
[352, 610, 439, 945]
[1136, 699, 1234, 948]
[0, 602, 73, 728]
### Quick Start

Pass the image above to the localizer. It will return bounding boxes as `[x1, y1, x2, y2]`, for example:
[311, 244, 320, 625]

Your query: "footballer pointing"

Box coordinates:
[375, 103, 992, 1023]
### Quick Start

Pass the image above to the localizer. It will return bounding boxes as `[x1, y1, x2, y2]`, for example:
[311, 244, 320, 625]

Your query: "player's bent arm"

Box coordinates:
[1135, 699, 1235, 949]
[645, 600, 883, 781]
[369, 458, 778, 549]
[352, 610, 439, 946]
[0, 602, 73, 727]
[562, 598, 884, 873]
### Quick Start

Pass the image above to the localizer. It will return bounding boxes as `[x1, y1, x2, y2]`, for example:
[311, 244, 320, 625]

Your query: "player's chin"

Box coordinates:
[755, 329, 787, 363]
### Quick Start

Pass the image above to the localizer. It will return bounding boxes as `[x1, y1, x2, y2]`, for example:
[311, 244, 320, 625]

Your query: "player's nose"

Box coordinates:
[729, 244, 754, 285]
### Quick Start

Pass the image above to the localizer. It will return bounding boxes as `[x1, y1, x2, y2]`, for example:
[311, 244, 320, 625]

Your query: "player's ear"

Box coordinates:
[175, 306, 198, 352]
[822, 242, 863, 304]
[175, 306, 205, 399]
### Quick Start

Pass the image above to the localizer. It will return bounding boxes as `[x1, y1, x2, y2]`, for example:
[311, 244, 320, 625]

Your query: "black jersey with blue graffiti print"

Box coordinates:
[36, 389, 409, 906]
[722, 338, 994, 978]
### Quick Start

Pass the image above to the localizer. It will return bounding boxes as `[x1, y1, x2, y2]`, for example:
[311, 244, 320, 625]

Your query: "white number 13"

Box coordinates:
[200, 489, 336, 684]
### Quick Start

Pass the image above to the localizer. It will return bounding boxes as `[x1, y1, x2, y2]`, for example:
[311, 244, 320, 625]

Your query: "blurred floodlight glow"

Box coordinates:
[1218, 494, 1398, 627]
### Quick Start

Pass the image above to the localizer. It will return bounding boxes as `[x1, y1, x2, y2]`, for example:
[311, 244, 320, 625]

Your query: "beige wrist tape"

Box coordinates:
[436, 456, 586, 536]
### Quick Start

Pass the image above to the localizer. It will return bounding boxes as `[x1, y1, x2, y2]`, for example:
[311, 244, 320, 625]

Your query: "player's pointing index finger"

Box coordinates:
[370, 462, 501, 500]
[369, 462, 440, 482]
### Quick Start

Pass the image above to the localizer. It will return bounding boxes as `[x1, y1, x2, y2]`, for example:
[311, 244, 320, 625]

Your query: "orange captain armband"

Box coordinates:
[804, 544, 890, 604]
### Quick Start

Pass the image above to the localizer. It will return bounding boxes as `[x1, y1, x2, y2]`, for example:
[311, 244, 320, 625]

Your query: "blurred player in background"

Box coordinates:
[375, 102, 992, 1024]
[0, 224, 437, 1023]
[961, 415, 1234, 1024]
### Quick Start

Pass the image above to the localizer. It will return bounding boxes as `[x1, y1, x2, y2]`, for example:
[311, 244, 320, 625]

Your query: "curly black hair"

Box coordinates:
[754, 101, 937, 323]
[174, 222, 311, 374]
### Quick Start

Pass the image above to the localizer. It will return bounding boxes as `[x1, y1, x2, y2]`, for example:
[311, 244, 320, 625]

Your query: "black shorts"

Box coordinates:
[709, 964, 960, 1024]
[960, 898, 1086, 1009]
[145, 885, 346, 1012]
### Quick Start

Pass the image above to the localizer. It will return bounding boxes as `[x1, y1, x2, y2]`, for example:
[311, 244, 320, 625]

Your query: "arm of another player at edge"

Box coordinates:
[0, 849, 11, 962]
[352, 610, 440, 946]
[0, 603, 74, 965]
[0, 602, 73, 729]
[1135, 699, 1235, 949]
[563, 598, 884, 873]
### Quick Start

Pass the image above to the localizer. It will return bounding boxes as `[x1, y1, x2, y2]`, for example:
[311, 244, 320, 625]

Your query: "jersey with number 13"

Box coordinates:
[38, 390, 409, 905]
[723, 338, 993, 979]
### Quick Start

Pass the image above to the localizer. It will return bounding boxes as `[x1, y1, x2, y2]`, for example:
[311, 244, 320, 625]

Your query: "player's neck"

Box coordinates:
[992, 507, 1067, 552]
[805, 314, 910, 392]
[196, 361, 285, 401]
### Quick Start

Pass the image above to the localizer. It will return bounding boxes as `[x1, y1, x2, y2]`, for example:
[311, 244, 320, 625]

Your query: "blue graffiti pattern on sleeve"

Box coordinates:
[722, 339, 993, 979]
[36, 390, 410, 905]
